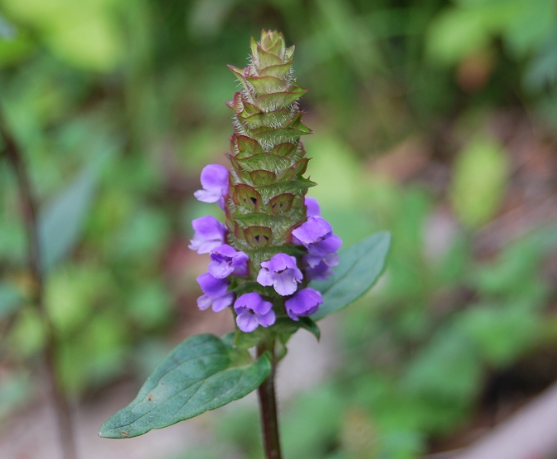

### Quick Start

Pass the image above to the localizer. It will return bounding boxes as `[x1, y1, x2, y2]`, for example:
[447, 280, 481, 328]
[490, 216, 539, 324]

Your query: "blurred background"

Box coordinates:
[1, 0, 557, 458]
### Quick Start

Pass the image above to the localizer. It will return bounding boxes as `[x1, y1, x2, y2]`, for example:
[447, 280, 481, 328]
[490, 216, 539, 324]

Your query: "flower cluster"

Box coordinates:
[187, 31, 342, 334]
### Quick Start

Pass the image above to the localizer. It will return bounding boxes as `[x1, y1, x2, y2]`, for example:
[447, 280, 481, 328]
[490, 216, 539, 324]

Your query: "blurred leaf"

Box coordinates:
[402, 325, 482, 402]
[45, 264, 114, 335]
[311, 232, 391, 320]
[0, 371, 33, 419]
[524, 30, 557, 90]
[0, 282, 23, 319]
[6, 307, 44, 357]
[472, 237, 548, 304]
[460, 303, 540, 366]
[111, 208, 169, 261]
[0, 12, 16, 39]
[0, 0, 122, 70]
[427, 8, 491, 65]
[99, 334, 271, 439]
[282, 384, 344, 459]
[450, 136, 509, 229]
[0, 29, 36, 66]
[127, 280, 171, 329]
[501, 0, 556, 57]
[39, 165, 97, 274]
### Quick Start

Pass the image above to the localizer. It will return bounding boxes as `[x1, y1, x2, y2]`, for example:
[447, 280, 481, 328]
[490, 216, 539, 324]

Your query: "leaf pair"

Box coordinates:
[99, 232, 390, 439]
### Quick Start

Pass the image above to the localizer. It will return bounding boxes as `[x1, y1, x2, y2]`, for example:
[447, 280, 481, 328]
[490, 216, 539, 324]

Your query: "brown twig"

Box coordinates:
[0, 111, 78, 459]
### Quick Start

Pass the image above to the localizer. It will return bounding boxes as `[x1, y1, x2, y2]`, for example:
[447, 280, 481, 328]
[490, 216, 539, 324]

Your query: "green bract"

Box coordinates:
[225, 30, 312, 276]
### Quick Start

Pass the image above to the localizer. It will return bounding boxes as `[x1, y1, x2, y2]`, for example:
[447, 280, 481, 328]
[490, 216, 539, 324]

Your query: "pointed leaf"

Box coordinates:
[98, 334, 271, 439]
[311, 232, 391, 320]
[39, 165, 98, 274]
[0, 282, 24, 320]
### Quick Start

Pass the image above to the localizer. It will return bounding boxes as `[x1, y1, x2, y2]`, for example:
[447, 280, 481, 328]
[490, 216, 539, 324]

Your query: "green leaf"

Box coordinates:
[449, 136, 509, 229]
[39, 165, 98, 274]
[311, 232, 391, 320]
[98, 334, 271, 439]
[0, 282, 24, 320]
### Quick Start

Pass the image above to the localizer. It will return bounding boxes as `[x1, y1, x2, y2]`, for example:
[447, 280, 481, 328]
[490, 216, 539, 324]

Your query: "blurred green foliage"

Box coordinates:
[1, 0, 557, 457]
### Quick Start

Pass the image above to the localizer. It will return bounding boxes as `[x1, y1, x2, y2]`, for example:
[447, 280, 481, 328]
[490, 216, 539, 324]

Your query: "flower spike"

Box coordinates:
[190, 31, 342, 332]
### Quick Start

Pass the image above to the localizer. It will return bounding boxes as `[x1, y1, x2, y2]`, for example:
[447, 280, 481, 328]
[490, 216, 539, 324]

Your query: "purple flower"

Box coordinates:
[188, 216, 227, 254]
[194, 164, 229, 209]
[208, 244, 249, 278]
[304, 260, 334, 281]
[292, 216, 333, 247]
[292, 216, 342, 281]
[305, 196, 321, 218]
[234, 292, 276, 332]
[257, 253, 303, 296]
[285, 288, 323, 321]
[304, 235, 342, 267]
[196, 273, 234, 312]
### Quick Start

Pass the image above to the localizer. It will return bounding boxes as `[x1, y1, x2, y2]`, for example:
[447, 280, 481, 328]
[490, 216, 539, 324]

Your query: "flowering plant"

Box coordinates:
[99, 31, 390, 458]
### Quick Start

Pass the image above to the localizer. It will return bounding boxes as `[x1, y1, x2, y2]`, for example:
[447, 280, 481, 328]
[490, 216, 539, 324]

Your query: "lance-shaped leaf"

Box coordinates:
[39, 164, 98, 274]
[99, 334, 271, 439]
[0, 282, 24, 320]
[311, 232, 391, 320]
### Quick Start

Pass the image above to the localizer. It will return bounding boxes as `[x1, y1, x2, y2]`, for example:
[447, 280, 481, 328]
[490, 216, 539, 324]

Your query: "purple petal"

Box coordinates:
[236, 312, 259, 333]
[194, 164, 229, 209]
[304, 253, 323, 268]
[200, 164, 229, 194]
[257, 268, 274, 287]
[251, 297, 273, 315]
[194, 189, 221, 204]
[212, 292, 234, 312]
[305, 261, 333, 281]
[208, 260, 235, 278]
[197, 294, 213, 311]
[310, 234, 343, 256]
[305, 197, 321, 218]
[256, 309, 276, 327]
[197, 273, 229, 298]
[234, 292, 262, 314]
[208, 244, 249, 279]
[231, 251, 249, 276]
[291, 217, 332, 247]
[273, 271, 300, 296]
[188, 216, 226, 254]
[322, 251, 339, 267]
[285, 288, 323, 320]
[267, 253, 298, 272]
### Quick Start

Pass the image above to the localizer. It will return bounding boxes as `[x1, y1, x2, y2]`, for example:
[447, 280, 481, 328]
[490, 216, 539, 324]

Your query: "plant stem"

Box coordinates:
[0, 114, 78, 459]
[257, 341, 282, 459]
